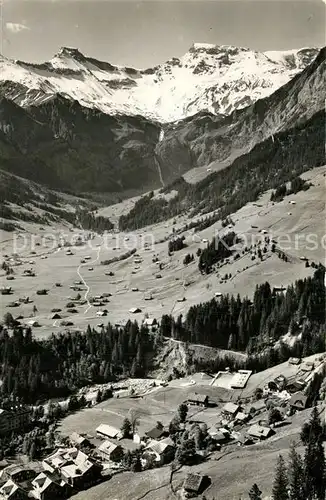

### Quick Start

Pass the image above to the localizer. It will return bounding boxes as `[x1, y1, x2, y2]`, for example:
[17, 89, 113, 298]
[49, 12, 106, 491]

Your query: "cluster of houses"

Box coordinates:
[0, 446, 102, 500]
[94, 423, 175, 467]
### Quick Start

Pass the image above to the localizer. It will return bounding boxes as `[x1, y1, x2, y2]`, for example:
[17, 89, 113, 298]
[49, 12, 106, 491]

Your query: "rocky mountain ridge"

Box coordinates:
[0, 43, 319, 122]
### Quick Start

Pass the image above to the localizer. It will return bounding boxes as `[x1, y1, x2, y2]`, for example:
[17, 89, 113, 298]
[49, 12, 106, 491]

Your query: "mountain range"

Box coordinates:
[0, 44, 324, 198]
[0, 44, 319, 122]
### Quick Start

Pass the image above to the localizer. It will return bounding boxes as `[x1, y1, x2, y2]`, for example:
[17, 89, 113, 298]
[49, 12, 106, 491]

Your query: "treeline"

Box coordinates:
[159, 267, 325, 355]
[76, 209, 114, 233]
[118, 110, 324, 231]
[168, 236, 186, 253]
[0, 321, 154, 404]
[270, 175, 311, 202]
[119, 192, 171, 231]
[101, 248, 136, 265]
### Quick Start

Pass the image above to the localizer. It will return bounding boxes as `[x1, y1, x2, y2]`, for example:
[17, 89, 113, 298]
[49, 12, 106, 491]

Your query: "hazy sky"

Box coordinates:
[2, 0, 325, 67]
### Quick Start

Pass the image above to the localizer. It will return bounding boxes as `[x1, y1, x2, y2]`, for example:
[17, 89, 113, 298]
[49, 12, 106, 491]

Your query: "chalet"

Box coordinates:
[222, 402, 240, 418]
[129, 307, 141, 314]
[286, 380, 305, 394]
[218, 427, 230, 438]
[289, 392, 308, 411]
[144, 439, 175, 465]
[96, 311, 107, 317]
[247, 424, 274, 440]
[98, 441, 124, 463]
[234, 412, 249, 423]
[96, 424, 121, 440]
[185, 393, 209, 407]
[237, 434, 254, 446]
[0, 479, 28, 499]
[0, 465, 34, 483]
[301, 362, 314, 372]
[183, 473, 206, 495]
[0, 287, 12, 296]
[60, 459, 100, 490]
[23, 270, 35, 277]
[27, 320, 40, 327]
[131, 287, 139, 292]
[145, 427, 167, 441]
[42, 449, 75, 473]
[51, 314, 61, 320]
[31, 472, 67, 500]
[268, 375, 287, 392]
[69, 433, 90, 449]
[288, 357, 301, 365]
[207, 430, 228, 444]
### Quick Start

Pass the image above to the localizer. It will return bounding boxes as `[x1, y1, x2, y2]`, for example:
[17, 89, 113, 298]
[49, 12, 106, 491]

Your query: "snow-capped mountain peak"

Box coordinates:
[0, 44, 320, 121]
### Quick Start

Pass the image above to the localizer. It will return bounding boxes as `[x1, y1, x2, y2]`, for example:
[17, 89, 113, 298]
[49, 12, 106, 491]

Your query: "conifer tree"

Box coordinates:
[287, 443, 305, 500]
[272, 455, 288, 500]
[303, 407, 325, 500]
[248, 483, 262, 500]
[177, 403, 188, 423]
[121, 418, 132, 438]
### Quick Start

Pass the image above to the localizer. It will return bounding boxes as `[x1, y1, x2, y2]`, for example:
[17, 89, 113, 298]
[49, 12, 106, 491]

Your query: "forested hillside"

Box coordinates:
[160, 266, 325, 355]
[119, 109, 325, 230]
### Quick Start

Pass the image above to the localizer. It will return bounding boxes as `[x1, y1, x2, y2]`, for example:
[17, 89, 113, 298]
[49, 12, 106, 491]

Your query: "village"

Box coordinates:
[0, 351, 324, 500]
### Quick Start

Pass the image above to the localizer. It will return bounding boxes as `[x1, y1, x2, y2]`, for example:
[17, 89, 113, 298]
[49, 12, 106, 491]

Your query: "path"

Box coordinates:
[77, 235, 105, 314]
[50, 235, 105, 326]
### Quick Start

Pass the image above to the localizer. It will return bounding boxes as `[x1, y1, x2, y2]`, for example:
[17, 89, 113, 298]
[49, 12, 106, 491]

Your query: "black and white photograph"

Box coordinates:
[0, 0, 325, 498]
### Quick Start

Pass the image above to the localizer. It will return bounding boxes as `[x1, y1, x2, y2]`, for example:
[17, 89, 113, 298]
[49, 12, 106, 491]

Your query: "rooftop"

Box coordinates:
[247, 424, 273, 439]
[222, 402, 240, 415]
[183, 473, 205, 493]
[96, 424, 121, 439]
[98, 440, 120, 454]
[145, 439, 174, 455]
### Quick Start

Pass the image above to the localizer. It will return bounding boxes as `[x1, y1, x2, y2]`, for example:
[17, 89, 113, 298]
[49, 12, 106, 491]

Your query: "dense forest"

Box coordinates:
[160, 266, 325, 355]
[0, 321, 154, 404]
[76, 209, 114, 233]
[118, 110, 324, 231]
[0, 267, 324, 404]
